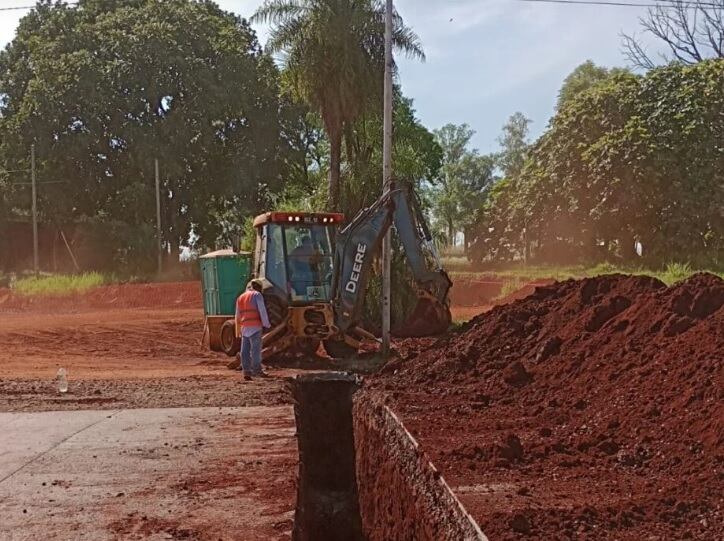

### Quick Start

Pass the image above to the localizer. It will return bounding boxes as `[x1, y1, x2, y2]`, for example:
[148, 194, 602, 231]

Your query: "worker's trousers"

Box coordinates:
[240, 330, 263, 375]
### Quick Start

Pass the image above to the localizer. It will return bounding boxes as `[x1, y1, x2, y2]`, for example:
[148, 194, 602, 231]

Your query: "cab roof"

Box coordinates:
[253, 211, 345, 228]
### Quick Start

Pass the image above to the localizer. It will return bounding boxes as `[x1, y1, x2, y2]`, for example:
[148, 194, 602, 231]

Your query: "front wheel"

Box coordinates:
[220, 320, 240, 357]
[295, 338, 321, 356]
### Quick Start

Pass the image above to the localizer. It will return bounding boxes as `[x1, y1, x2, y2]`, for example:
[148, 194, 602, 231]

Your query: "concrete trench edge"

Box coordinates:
[352, 392, 488, 541]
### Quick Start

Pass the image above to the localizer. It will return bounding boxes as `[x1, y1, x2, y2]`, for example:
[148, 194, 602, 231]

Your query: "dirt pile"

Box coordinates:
[372, 273, 723, 539]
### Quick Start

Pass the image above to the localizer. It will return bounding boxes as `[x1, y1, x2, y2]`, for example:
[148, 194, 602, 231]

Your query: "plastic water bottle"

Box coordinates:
[57, 368, 68, 393]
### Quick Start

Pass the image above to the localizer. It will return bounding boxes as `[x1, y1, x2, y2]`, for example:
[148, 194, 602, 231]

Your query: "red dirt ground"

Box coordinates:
[0, 282, 297, 540]
[0, 282, 298, 411]
[448, 278, 553, 322]
[0, 281, 201, 313]
[371, 273, 724, 540]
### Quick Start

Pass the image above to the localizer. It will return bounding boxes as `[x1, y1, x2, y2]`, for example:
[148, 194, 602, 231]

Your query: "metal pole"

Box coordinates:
[381, 0, 393, 358]
[155, 158, 162, 275]
[31, 144, 39, 275]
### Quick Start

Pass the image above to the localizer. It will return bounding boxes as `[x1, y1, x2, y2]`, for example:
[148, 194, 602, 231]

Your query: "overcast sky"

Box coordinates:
[0, 0, 661, 153]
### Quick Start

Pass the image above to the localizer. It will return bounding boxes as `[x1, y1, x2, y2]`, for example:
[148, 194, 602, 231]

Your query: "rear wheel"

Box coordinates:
[221, 320, 240, 357]
[323, 339, 358, 359]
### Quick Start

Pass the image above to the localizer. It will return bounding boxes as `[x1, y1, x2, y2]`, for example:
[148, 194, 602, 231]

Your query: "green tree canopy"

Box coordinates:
[430, 123, 495, 247]
[496, 112, 531, 179]
[557, 60, 629, 110]
[253, 0, 424, 211]
[475, 60, 724, 267]
[0, 0, 297, 272]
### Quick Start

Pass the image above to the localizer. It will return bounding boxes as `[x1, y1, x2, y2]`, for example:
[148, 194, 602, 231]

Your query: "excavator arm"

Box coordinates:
[332, 187, 452, 336]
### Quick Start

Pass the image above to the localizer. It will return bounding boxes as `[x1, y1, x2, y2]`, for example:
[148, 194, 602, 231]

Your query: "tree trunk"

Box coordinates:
[447, 219, 455, 247]
[328, 129, 342, 211]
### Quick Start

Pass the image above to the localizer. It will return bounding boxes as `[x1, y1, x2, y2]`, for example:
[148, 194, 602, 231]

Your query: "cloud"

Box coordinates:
[394, 0, 662, 151]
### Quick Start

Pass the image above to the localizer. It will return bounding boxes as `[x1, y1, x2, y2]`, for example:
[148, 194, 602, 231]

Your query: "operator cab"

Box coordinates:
[253, 211, 344, 304]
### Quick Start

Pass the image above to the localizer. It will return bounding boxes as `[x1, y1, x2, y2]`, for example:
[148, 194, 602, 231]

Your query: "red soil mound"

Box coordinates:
[372, 273, 723, 540]
[0, 281, 202, 313]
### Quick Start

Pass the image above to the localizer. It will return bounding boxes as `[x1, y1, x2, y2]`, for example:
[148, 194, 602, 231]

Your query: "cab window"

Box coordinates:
[284, 225, 334, 302]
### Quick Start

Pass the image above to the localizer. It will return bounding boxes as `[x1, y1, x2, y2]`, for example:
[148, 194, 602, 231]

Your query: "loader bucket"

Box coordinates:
[392, 297, 452, 338]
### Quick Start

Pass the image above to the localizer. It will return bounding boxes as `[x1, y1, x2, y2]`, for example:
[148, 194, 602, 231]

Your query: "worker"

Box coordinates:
[290, 236, 322, 295]
[235, 279, 271, 380]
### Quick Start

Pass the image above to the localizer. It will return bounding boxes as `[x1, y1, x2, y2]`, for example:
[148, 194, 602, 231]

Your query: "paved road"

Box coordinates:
[0, 406, 297, 541]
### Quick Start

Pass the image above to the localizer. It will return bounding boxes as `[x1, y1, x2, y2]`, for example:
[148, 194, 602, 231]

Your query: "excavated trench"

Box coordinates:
[289, 373, 486, 541]
[290, 373, 364, 541]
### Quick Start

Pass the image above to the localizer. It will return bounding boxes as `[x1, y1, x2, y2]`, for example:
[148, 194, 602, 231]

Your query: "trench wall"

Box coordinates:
[352, 392, 487, 541]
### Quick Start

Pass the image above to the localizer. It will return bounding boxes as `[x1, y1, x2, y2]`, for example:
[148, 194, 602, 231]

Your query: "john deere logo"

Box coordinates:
[345, 243, 367, 293]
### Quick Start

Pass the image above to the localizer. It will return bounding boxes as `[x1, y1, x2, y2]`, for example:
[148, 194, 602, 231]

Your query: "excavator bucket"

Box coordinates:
[392, 296, 452, 338]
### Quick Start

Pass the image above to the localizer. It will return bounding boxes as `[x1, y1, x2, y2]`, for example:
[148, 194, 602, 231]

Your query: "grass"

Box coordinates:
[445, 260, 723, 286]
[14, 272, 108, 296]
[494, 278, 524, 301]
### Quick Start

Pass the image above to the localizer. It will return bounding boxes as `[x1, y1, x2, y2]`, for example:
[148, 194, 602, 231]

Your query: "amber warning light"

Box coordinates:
[268, 212, 344, 225]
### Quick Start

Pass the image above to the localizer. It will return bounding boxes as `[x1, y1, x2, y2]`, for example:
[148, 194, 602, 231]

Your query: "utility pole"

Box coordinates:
[155, 158, 162, 275]
[31, 144, 39, 275]
[381, 0, 393, 358]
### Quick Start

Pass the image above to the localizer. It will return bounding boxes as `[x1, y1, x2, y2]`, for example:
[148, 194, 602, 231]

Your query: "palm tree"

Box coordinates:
[252, 0, 424, 210]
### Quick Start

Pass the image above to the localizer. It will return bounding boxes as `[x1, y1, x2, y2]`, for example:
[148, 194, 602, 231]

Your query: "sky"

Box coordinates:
[0, 0, 663, 154]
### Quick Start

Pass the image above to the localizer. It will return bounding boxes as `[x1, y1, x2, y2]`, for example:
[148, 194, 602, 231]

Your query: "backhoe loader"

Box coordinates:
[218, 186, 452, 359]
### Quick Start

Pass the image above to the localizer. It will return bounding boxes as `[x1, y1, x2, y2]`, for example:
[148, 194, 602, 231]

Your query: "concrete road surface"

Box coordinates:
[0, 406, 297, 541]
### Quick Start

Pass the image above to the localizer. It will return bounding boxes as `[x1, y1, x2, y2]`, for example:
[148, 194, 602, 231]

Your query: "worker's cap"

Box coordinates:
[247, 279, 263, 291]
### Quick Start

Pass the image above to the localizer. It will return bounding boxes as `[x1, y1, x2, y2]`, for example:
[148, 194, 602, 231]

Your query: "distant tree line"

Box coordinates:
[470, 59, 724, 267]
[0, 0, 437, 290]
[2, 0, 720, 276]
[0, 0, 300, 273]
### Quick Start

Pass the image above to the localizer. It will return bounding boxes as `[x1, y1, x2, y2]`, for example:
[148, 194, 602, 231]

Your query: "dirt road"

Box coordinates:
[1, 406, 296, 541]
[0, 279, 497, 411]
[0, 306, 294, 412]
[0, 283, 299, 540]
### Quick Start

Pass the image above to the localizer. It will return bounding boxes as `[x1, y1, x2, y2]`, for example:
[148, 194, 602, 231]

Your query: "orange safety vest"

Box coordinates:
[236, 290, 263, 329]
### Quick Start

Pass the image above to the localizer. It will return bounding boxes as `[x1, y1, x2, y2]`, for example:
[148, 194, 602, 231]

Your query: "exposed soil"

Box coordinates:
[449, 278, 553, 308]
[0, 281, 201, 314]
[1, 282, 297, 540]
[0, 375, 290, 412]
[0, 282, 340, 411]
[371, 273, 724, 540]
[0, 305, 295, 411]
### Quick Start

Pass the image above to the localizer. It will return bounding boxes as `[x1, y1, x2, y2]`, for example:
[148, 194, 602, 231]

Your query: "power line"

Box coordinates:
[516, 0, 721, 8]
[0, 2, 78, 12]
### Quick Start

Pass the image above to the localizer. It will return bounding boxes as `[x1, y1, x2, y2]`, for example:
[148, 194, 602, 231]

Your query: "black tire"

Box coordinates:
[323, 339, 358, 359]
[264, 293, 287, 328]
[296, 338, 321, 356]
[220, 320, 240, 357]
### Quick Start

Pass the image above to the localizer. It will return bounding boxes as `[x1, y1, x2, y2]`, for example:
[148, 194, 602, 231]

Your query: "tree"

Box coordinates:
[480, 60, 724, 266]
[497, 112, 531, 179]
[622, 1, 724, 69]
[253, 0, 424, 211]
[0, 0, 296, 271]
[430, 124, 495, 246]
[340, 94, 443, 329]
[557, 61, 629, 109]
[342, 92, 441, 216]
